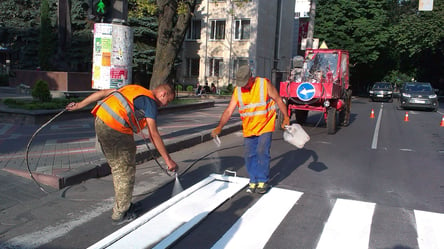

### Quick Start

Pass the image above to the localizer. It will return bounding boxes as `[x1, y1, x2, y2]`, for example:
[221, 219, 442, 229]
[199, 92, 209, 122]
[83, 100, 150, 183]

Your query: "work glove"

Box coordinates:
[281, 116, 290, 130]
[211, 127, 222, 138]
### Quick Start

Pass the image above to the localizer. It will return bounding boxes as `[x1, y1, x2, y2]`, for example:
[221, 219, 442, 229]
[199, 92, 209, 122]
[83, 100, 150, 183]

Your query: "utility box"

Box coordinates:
[92, 23, 133, 89]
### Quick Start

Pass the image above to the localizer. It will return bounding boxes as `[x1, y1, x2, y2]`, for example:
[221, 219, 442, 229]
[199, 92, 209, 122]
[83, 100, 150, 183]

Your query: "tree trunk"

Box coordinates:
[150, 0, 196, 89]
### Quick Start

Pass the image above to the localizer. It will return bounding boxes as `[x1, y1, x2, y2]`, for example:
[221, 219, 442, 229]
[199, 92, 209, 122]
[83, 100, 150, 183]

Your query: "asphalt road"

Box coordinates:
[1, 97, 443, 249]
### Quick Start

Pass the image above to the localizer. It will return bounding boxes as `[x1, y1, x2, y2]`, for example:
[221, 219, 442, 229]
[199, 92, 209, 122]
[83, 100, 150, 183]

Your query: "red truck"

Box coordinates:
[279, 49, 352, 134]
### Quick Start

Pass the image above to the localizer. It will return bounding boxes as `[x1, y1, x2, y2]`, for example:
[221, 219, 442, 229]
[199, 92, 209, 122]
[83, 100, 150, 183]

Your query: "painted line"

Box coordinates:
[3, 199, 115, 249]
[45, 138, 96, 145]
[414, 210, 444, 249]
[316, 198, 375, 249]
[371, 104, 383, 149]
[0, 124, 13, 135]
[88, 174, 249, 249]
[211, 188, 303, 249]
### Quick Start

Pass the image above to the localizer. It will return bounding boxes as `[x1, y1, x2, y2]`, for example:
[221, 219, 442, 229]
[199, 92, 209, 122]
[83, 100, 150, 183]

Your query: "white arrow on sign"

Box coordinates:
[300, 88, 315, 95]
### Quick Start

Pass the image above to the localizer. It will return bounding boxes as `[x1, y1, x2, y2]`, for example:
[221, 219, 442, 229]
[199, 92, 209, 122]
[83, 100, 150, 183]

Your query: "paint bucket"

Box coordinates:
[283, 124, 310, 148]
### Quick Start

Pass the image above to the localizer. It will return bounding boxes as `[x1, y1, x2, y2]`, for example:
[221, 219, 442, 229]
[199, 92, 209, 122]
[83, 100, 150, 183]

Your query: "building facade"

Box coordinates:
[176, 0, 296, 90]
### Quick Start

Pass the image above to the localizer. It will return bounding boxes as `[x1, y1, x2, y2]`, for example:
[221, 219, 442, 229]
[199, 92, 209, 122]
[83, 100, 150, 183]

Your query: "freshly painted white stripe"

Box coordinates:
[371, 104, 383, 149]
[414, 210, 444, 249]
[211, 188, 303, 249]
[316, 199, 375, 249]
[89, 174, 249, 249]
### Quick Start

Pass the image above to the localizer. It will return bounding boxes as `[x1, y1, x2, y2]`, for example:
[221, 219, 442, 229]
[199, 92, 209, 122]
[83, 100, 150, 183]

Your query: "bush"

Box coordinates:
[186, 85, 194, 92]
[175, 84, 183, 91]
[32, 79, 52, 102]
[0, 74, 9, 86]
[2, 97, 85, 110]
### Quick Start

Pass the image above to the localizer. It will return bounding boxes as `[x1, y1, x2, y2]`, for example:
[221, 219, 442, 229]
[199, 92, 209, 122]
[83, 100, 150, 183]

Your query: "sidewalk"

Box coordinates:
[0, 87, 241, 190]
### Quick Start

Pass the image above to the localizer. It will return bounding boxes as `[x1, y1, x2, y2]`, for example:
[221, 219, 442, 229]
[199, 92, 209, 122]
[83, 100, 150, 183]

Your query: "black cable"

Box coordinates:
[25, 108, 68, 194]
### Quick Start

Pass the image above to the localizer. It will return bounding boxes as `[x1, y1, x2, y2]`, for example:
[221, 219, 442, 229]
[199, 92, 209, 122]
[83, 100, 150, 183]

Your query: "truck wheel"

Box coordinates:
[327, 108, 337, 134]
[339, 89, 352, 126]
[295, 110, 308, 124]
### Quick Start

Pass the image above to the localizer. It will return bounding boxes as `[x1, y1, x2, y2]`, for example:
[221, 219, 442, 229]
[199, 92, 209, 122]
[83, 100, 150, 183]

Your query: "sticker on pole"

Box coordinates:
[296, 82, 316, 101]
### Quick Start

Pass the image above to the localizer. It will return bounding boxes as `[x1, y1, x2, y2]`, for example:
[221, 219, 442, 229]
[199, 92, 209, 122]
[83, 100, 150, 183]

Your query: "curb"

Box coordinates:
[55, 121, 242, 189]
[0, 100, 217, 125]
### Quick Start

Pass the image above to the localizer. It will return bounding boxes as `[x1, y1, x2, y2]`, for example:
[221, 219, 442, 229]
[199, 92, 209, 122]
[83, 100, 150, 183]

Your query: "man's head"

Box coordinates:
[154, 83, 175, 106]
[235, 65, 252, 88]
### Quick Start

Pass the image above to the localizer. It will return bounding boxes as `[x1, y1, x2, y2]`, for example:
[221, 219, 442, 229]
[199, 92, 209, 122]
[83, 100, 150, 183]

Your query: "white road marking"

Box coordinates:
[316, 198, 375, 249]
[211, 188, 303, 249]
[89, 174, 249, 249]
[415, 210, 444, 249]
[371, 104, 383, 149]
[3, 199, 114, 249]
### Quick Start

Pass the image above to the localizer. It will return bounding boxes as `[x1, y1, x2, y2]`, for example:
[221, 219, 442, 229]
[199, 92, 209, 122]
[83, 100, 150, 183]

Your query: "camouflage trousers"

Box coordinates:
[95, 118, 136, 220]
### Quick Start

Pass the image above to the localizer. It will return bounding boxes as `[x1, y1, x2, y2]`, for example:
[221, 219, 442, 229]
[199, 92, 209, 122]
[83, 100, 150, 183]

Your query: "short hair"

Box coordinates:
[157, 83, 175, 98]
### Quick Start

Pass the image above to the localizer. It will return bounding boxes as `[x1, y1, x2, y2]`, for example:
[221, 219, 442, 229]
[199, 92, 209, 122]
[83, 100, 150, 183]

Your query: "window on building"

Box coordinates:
[209, 58, 223, 77]
[186, 58, 200, 77]
[186, 19, 201, 40]
[234, 19, 250, 40]
[210, 20, 226, 40]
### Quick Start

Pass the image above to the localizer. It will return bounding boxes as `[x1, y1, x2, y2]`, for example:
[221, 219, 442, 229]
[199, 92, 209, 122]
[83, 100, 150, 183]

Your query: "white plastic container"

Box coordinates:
[283, 124, 310, 148]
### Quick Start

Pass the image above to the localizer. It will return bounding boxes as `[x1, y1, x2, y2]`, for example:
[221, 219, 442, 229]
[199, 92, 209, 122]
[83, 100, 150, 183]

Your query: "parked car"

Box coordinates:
[399, 82, 438, 112]
[369, 82, 393, 102]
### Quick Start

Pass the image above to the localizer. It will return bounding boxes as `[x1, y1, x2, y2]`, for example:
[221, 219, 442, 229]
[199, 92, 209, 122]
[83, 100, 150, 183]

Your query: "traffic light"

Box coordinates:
[91, 0, 111, 22]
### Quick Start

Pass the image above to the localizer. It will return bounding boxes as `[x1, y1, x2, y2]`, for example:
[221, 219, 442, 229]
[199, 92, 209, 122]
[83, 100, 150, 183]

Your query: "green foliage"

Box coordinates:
[31, 79, 52, 102]
[382, 70, 413, 87]
[186, 85, 194, 92]
[38, 0, 56, 70]
[0, 74, 9, 86]
[226, 84, 233, 93]
[175, 84, 183, 91]
[315, 0, 444, 92]
[0, 0, 52, 69]
[3, 97, 84, 110]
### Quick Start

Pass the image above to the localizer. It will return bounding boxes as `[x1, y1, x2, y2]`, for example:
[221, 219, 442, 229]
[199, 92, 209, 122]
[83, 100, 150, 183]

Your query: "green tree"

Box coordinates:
[0, 0, 48, 69]
[391, 0, 444, 89]
[315, 0, 392, 93]
[131, 0, 197, 89]
[39, 0, 56, 70]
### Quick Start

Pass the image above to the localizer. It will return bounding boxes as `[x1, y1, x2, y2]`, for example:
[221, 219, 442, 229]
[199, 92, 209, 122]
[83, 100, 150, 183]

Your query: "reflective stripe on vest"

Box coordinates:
[98, 91, 139, 132]
[92, 85, 153, 134]
[237, 78, 276, 118]
[236, 77, 276, 137]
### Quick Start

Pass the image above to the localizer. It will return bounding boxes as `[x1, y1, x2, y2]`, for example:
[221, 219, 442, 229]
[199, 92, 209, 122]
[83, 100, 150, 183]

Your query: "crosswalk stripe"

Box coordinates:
[87, 173, 444, 249]
[316, 198, 375, 249]
[414, 210, 444, 249]
[211, 188, 303, 249]
[88, 174, 249, 249]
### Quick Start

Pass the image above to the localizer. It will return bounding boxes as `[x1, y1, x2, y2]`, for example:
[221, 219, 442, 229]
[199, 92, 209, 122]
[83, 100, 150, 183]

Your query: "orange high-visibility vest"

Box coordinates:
[91, 85, 154, 134]
[234, 77, 276, 137]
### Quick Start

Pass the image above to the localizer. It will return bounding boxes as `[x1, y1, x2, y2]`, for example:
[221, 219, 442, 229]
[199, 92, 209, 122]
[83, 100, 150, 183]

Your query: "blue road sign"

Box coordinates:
[297, 82, 316, 101]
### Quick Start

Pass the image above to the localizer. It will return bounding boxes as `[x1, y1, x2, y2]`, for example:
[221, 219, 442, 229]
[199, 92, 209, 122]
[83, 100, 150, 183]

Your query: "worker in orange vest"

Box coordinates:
[211, 65, 290, 194]
[66, 83, 178, 224]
